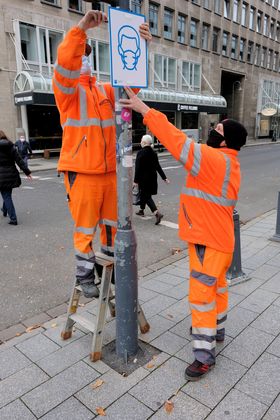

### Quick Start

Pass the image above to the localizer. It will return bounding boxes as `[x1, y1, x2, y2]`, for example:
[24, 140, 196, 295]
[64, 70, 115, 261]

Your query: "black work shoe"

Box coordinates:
[136, 209, 144, 216]
[79, 282, 99, 298]
[189, 326, 224, 343]
[8, 220, 18, 225]
[1, 208, 7, 217]
[185, 360, 215, 381]
[155, 212, 163, 225]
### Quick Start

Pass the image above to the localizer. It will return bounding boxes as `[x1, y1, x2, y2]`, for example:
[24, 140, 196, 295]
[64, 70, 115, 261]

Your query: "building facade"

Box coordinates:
[1, 0, 280, 149]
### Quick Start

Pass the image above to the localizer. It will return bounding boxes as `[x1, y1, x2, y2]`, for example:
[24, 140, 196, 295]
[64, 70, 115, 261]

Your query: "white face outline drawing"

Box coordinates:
[117, 25, 141, 71]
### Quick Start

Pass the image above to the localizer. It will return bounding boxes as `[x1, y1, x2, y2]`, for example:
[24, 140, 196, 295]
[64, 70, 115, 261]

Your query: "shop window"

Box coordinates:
[149, 3, 159, 36]
[20, 23, 38, 62]
[153, 54, 176, 90]
[181, 61, 201, 92]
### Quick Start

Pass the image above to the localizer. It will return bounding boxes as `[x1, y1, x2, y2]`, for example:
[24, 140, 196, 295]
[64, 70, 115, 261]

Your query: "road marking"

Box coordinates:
[39, 177, 54, 180]
[22, 186, 34, 189]
[160, 220, 179, 229]
[162, 165, 181, 170]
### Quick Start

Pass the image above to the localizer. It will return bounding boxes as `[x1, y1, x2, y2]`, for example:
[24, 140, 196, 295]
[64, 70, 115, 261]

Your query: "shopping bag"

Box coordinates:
[132, 186, 141, 205]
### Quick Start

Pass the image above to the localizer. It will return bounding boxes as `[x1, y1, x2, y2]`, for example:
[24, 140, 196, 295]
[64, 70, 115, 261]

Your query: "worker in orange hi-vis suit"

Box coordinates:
[119, 87, 248, 381]
[53, 10, 152, 298]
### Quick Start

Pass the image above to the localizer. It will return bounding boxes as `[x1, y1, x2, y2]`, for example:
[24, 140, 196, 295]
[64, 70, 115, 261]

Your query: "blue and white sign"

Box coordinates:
[109, 7, 148, 88]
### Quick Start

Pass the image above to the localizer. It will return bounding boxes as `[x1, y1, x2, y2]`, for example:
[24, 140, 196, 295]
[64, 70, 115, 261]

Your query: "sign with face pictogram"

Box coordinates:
[109, 7, 148, 88]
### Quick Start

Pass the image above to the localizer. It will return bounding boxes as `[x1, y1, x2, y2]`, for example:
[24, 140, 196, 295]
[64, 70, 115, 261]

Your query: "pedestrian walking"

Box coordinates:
[0, 131, 32, 225]
[134, 134, 169, 225]
[53, 10, 152, 298]
[15, 135, 33, 168]
[119, 88, 248, 381]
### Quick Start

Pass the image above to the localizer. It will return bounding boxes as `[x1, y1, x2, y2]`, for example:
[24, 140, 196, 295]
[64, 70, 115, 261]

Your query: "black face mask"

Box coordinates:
[206, 129, 225, 148]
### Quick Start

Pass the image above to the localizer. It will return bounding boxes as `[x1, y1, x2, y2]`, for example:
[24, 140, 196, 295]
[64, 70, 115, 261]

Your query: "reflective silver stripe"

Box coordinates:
[101, 119, 115, 128]
[217, 320, 226, 329]
[53, 78, 75, 95]
[181, 186, 237, 207]
[217, 310, 227, 320]
[75, 226, 95, 235]
[75, 249, 95, 259]
[193, 340, 216, 350]
[191, 143, 201, 176]
[192, 327, 216, 336]
[63, 118, 101, 129]
[54, 61, 80, 79]
[222, 155, 231, 197]
[80, 86, 87, 120]
[190, 301, 216, 312]
[101, 245, 114, 253]
[217, 286, 228, 294]
[99, 219, 117, 228]
[96, 82, 106, 95]
[179, 137, 192, 166]
[191, 270, 217, 286]
[76, 260, 94, 270]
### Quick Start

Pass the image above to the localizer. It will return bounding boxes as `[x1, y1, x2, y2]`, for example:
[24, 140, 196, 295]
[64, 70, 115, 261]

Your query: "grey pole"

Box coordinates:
[270, 192, 280, 242]
[227, 209, 250, 286]
[114, 0, 139, 361]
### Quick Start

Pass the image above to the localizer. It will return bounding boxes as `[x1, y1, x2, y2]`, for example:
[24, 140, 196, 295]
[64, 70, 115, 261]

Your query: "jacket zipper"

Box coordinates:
[72, 135, 87, 158]
[182, 203, 192, 229]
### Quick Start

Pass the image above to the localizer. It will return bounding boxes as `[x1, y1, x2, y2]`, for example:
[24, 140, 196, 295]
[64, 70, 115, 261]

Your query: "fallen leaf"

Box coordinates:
[146, 362, 155, 369]
[167, 314, 174, 319]
[59, 246, 65, 250]
[91, 379, 104, 389]
[78, 303, 85, 307]
[51, 323, 57, 328]
[15, 332, 22, 337]
[164, 400, 174, 414]
[96, 407, 106, 416]
[26, 324, 41, 333]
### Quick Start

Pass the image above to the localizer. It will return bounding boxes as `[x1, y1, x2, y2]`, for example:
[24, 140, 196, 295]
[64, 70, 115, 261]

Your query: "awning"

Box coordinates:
[13, 71, 227, 112]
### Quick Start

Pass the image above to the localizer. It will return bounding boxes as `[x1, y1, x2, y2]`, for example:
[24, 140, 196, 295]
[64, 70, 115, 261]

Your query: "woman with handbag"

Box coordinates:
[0, 131, 32, 225]
[134, 134, 169, 225]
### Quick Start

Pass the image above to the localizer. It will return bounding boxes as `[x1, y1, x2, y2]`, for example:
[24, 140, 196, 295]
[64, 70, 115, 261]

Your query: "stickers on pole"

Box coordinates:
[109, 7, 148, 88]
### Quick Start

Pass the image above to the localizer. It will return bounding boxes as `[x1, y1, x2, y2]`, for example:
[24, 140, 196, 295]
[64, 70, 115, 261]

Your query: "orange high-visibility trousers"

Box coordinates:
[188, 243, 233, 364]
[64, 171, 117, 284]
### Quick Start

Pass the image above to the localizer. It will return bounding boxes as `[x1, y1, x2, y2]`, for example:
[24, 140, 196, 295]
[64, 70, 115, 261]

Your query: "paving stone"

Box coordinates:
[251, 263, 280, 280]
[16, 333, 60, 362]
[138, 267, 154, 277]
[238, 289, 278, 314]
[169, 315, 192, 340]
[165, 266, 189, 279]
[242, 246, 280, 270]
[138, 287, 158, 303]
[151, 331, 188, 355]
[207, 388, 267, 420]
[261, 272, 280, 294]
[83, 357, 111, 374]
[272, 296, 280, 307]
[0, 328, 45, 353]
[228, 291, 246, 309]
[143, 352, 170, 372]
[221, 326, 274, 367]
[156, 272, 185, 286]
[0, 365, 48, 408]
[150, 391, 210, 419]
[0, 346, 31, 379]
[46, 303, 68, 318]
[0, 399, 36, 420]
[229, 278, 266, 297]
[182, 355, 247, 409]
[76, 366, 148, 413]
[266, 253, 280, 267]
[161, 281, 189, 300]
[22, 361, 99, 418]
[141, 294, 177, 319]
[22, 312, 51, 328]
[139, 315, 175, 343]
[43, 324, 85, 347]
[36, 334, 92, 376]
[235, 352, 280, 406]
[160, 298, 190, 323]
[141, 278, 173, 293]
[129, 357, 186, 411]
[266, 335, 280, 358]
[251, 305, 280, 336]
[226, 306, 259, 338]
[41, 396, 95, 420]
[262, 394, 280, 419]
[0, 323, 26, 342]
[99, 393, 153, 420]
[176, 336, 232, 364]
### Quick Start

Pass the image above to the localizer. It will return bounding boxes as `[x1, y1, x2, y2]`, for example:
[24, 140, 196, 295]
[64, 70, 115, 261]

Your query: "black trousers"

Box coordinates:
[140, 191, 157, 213]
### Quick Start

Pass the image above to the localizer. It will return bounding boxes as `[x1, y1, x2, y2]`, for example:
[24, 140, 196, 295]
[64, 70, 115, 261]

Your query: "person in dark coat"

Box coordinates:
[0, 130, 32, 225]
[15, 135, 33, 168]
[134, 134, 169, 225]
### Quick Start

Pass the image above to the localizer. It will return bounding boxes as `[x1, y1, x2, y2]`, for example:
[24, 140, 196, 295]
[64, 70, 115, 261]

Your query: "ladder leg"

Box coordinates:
[138, 303, 150, 334]
[61, 280, 81, 340]
[108, 287, 116, 318]
[90, 264, 113, 361]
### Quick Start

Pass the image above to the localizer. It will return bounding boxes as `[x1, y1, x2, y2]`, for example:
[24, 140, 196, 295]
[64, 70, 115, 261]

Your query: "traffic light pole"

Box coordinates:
[114, 0, 139, 362]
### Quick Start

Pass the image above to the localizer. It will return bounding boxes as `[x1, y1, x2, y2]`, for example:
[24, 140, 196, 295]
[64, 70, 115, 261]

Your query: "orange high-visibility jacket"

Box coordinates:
[53, 27, 116, 174]
[143, 109, 241, 253]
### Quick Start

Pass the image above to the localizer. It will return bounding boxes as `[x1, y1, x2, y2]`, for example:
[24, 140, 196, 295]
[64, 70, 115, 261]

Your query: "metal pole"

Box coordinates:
[270, 192, 280, 242]
[114, 0, 139, 361]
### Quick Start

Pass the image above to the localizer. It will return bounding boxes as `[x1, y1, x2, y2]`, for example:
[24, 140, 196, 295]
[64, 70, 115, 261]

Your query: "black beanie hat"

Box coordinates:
[221, 119, 248, 151]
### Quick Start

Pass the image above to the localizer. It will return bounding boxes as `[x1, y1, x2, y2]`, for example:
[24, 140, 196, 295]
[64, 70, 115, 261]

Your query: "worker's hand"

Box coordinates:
[78, 10, 108, 32]
[165, 179, 170, 184]
[119, 87, 150, 116]
[27, 175, 32, 180]
[133, 182, 138, 188]
[139, 22, 152, 42]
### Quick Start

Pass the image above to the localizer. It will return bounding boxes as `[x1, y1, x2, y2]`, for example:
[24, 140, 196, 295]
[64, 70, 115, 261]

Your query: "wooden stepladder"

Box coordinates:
[61, 252, 150, 361]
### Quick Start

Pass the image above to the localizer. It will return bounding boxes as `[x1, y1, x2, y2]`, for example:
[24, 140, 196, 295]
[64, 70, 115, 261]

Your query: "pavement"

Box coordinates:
[1, 209, 280, 418]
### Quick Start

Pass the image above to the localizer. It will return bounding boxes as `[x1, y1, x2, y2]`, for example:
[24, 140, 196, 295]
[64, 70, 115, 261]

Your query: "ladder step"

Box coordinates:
[69, 313, 96, 333]
[95, 252, 114, 266]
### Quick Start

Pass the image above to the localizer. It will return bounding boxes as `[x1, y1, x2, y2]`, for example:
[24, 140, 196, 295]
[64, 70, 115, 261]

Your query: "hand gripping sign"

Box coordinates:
[109, 7, 148, 88]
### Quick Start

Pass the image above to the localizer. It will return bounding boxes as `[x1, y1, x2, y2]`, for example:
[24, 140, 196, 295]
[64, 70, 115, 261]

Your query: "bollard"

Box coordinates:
[227, 209, 250, 286]
[269, 192, 280, 242]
